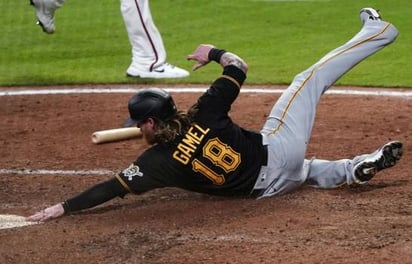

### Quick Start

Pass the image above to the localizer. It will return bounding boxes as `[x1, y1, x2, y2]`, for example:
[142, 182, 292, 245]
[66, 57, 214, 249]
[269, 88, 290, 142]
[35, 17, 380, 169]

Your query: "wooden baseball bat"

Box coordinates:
[91, 127, 142, 144]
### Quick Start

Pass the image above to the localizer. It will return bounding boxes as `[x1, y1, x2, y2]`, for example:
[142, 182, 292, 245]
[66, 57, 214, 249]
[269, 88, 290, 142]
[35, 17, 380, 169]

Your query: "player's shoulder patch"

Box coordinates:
[122, 164, 144, 181]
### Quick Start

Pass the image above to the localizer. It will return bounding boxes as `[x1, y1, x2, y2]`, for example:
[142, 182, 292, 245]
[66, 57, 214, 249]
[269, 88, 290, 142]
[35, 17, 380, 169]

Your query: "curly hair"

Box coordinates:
[152, 103, 200, 145]
[152, 114, 188, 145]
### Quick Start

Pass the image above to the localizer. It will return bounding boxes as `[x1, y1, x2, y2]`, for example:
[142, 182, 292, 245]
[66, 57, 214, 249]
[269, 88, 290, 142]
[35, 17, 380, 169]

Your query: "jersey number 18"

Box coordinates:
[192, 138, 241, 185]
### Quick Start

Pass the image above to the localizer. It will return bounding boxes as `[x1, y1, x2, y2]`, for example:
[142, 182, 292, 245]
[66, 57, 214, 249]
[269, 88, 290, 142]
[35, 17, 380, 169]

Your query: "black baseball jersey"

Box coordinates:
[117, 65, 267, 197]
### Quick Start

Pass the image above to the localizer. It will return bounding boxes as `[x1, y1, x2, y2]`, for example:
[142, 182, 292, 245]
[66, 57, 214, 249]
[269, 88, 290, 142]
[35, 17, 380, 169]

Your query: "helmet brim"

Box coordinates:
[123, 117, 137, 127]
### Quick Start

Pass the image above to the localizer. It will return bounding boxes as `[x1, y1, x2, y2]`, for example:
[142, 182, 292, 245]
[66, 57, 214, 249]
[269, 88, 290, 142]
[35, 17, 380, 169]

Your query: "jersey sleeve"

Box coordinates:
[194, 65, 246, 128]
[116, 146, 179, 194]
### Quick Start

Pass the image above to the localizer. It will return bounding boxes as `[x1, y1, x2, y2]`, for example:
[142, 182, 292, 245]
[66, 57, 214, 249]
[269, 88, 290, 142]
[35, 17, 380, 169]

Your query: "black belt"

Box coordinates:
[262, 144, 268, 166]
[250, 188, 264, 197]
[250, 145, 269, 198]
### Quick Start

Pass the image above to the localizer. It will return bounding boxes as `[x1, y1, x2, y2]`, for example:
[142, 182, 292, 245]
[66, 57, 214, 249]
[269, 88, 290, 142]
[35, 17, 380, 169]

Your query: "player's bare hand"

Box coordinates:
[26, 203, 65, 222]
[187, 44, 215, 71]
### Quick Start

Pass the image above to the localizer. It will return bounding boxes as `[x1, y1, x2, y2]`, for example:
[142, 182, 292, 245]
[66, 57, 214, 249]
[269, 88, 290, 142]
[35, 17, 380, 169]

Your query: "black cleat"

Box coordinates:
[360, 7, 382, 25]
[353, 141, 403, 183]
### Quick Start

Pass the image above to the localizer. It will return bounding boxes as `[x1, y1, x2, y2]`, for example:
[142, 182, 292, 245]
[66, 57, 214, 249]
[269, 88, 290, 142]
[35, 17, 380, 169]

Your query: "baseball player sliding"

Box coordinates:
[30, 0, 189, 78]
[28, 8, 403, 221]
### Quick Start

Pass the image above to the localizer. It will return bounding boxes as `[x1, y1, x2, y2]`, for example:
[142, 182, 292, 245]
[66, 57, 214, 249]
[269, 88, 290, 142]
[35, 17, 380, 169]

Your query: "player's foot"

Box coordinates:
[30, 0, 64, 34]
[126, 63, 190, 79]
[353, 141, 403, 183]
[359, 7, 382, 25]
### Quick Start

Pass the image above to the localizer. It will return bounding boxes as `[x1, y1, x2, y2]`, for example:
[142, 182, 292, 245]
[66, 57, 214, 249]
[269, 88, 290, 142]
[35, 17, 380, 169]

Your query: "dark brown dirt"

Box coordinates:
[0, 85, 411, 264]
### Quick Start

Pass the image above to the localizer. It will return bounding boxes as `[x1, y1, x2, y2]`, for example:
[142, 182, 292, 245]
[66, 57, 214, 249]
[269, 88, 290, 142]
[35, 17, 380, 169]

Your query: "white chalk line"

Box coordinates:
[0, 85, 410, 177]
[0, 169, 114, 176]
[0, 87, 411, 98]
[164, 233, 273, 244]
[0, 214, 41, 230]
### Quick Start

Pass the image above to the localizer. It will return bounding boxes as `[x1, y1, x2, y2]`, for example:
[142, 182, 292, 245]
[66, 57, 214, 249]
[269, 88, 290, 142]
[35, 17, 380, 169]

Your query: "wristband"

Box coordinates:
[208, 48, 226, 63]
[61, 201, 70, 213]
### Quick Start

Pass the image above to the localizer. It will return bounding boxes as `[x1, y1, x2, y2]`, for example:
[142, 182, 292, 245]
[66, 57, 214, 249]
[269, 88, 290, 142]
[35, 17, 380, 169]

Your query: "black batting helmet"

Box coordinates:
[125, 88, 177, 126]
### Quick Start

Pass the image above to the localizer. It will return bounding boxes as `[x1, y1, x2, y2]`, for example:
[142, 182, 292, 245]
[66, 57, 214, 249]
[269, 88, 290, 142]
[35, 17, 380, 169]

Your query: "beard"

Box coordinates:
[143, 132, 156, 145]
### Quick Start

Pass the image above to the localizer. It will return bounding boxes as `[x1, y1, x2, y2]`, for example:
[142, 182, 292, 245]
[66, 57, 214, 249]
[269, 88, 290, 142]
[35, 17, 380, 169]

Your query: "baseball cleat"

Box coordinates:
[359, 7, 382, 25]
[30, 0, 64, 34]
[126, 63, 190, 79]
[353, 141, 403, 183]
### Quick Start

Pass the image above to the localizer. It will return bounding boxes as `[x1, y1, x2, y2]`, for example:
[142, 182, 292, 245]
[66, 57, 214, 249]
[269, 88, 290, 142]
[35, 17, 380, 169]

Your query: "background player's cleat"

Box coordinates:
[360, 7, 382, 25]
[126, 63, 190, 79]
[353, 141, 403, 183]
[30, 0, 64, 34]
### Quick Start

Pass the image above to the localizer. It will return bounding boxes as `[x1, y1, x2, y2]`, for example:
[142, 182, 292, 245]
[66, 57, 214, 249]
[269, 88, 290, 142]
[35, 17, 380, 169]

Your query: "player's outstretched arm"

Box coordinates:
[26, 177, 129, 222]
[26, 203, 65, 222]
[187, 44, 248, 74]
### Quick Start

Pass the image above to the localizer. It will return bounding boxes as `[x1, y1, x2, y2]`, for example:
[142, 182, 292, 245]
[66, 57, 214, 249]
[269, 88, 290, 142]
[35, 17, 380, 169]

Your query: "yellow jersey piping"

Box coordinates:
[115, 174, 135, 194]
[222, 75, 241, 89]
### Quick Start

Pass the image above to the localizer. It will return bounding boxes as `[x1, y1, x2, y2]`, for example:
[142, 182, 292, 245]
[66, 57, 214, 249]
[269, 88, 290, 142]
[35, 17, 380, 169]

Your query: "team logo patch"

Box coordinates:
[122, 164, 144, 181]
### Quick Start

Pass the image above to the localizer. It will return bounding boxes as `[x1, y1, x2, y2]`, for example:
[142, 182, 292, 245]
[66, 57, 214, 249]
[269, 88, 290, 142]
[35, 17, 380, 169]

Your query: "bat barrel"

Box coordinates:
[91, 127, 142, 144]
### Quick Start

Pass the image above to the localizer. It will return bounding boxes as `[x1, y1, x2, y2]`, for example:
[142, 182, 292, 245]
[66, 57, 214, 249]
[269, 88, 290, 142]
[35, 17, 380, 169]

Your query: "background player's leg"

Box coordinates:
[31, 0, 65, 34]
[121, 0, 166, 75]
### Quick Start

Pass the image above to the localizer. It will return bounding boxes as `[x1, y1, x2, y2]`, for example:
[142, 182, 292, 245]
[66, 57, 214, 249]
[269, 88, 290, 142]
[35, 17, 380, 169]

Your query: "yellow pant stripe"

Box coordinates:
[268, 23, 392, 136]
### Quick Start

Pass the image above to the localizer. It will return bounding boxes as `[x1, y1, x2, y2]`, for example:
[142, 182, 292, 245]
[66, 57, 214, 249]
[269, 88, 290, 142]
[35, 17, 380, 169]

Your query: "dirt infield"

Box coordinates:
[0, 85, 411, 264]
